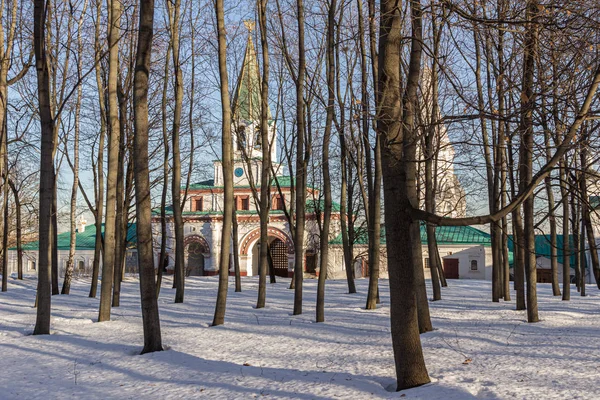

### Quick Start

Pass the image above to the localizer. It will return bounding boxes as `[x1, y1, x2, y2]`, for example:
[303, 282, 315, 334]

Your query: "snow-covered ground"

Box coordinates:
[1, 276, 599, 399]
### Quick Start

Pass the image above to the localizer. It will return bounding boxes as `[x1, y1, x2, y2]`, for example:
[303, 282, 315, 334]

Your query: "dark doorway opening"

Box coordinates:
[443, 258, 459, 279]
[270, 239, 289, 277]
[187, 242, 205, 276]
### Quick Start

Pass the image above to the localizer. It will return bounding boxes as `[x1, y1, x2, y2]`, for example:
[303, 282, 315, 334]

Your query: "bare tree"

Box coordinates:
[132, 0, 163, 355]
[211, 0, 234, 327]
[33, 0, 55, 335]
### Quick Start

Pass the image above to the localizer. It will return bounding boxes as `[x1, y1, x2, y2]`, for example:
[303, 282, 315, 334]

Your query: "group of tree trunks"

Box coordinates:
[0, 0, 596, 392]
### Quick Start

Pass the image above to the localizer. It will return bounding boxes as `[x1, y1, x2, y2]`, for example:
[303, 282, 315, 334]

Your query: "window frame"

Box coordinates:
[192, 197, 204, 212]
[272, 194, 284, 210]
[236, 195, 250, 211]
[470, 259, 478, 271]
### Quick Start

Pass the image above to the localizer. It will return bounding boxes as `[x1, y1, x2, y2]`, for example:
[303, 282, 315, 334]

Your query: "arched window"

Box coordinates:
[470, 259, 478, 271]
[237, 126, 247, 151]
[254, 128, 262, 149]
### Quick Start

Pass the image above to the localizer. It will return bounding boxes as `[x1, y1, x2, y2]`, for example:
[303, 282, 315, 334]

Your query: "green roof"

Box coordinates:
[305, 198, 342, 213]
[14, 223, 137, 251]
[156, 197, 340, 216]
[187, 176, 303, 191]
[231, 33, 271, 122]
[507, 234, 585, 268]
[188, 179, 216, 190]
[330, 224, 492, 246]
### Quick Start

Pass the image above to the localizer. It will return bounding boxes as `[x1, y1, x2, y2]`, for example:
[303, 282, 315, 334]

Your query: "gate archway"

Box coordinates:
[184, 235, 210, 276]
[269, 239, 288, 277]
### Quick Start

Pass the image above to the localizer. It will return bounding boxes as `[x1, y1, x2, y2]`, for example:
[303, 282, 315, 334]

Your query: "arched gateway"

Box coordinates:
[184, 235, 210, 276]
[239, 227, 294, 277]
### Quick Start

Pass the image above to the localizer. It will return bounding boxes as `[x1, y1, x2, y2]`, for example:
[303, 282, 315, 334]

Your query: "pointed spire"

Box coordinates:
[232, 21, 271, 122]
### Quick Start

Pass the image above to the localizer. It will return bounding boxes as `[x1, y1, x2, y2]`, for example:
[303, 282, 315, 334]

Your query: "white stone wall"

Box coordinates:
[327, 243, 493, 281]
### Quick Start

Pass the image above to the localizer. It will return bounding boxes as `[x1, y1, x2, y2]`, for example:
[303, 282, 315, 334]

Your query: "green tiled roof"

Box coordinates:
[187, 176, 299, 190]
[507, 234, 585, 268]
[231, 34, 271, 122]
[305, 198, 342, 213]
[14, 223, 137, 251]
[330, 224, 492, 246]
[156, 197, 340, 216]
[188, 179, 215, 190]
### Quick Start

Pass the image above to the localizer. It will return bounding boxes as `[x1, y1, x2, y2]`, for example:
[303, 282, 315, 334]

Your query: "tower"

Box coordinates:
[213, 22, 278, 187]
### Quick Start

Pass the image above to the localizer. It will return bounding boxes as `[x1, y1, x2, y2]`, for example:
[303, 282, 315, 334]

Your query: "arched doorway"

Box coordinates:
[269, 239, 288, 277]
[241, 226, 294, 277]
[184, 235, 210, 276]
[186, 242, 205, 276]
[250, 238, 290, 278]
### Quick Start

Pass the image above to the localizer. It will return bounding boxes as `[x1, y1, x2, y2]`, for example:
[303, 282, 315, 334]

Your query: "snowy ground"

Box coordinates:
[1, 276, 599, 399]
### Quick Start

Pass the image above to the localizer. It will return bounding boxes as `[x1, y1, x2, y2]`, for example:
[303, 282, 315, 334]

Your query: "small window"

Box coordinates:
[237, 126, 247, 151]
[254, 128, 262, 149]
[193, 197, 203, 212]
[236, 195, 250, 211]
[28, 260, 36, 271]
[424, 258, 430, 268]
[470, 260, 478, 271]
[273, 194, 284, 210]
[77, 260, 85, 272]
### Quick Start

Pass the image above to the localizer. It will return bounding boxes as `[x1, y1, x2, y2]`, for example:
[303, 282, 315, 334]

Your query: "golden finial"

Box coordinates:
[244, 20, 255, 33]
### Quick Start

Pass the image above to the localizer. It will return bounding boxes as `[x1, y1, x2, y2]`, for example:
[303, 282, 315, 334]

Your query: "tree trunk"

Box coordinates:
[570, 188, 580, 293]
[62, 1, 87, 295]
[365, 0, 381, 310]
[232, 206, 241, 292]
[132, 0, 163, 354]
[99, 0, 122, 322]
[1, 163, 8, 292]
[212, 0, 233, 326]
[51, 183, 58, 295]
[8, 181, 22, 280]
[167, 0, 185, 304]
[316, 0, 336, 323]
[507, 136, 525, 310]
[256, 0, 272, 310]
[379, 0, 430, 390]
[560, 159, 570, 301]
[89, 0, 105, 298]
[580, 213, 586, 297]
[546, 178, 560, 296]
[293, 0, 307, 316]
[580, 160, 600, 289]
[33, 0, 55, 335]
[112, 80, 127, 307]
[519, 0, 539, 323]
[156, 40, 171, 298]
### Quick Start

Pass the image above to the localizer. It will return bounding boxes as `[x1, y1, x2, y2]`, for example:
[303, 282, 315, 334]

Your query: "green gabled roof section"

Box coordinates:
[231, 32, 271, 122]
[431, 225, 492, 245]
[507, 234, 585, 268]
[305, 198, 342, 213]
[155, 197, 341, 217]
[188, 179, 215, 190]
[186, 176, 303, 190]
[13, 223, 137, 251]
[330, 224, 492, 246]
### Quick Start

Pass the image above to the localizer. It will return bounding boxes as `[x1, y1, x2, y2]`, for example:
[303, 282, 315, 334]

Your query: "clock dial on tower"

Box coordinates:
[235, 167, 244, 178]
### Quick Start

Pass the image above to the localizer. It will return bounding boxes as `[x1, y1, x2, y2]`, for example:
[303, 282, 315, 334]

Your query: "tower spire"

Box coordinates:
[231, 20, 271, 122]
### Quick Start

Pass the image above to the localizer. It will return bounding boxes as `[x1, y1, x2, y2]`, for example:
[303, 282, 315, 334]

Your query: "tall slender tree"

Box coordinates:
[211, 0, 234, 326]
[132, 0, 163, 354]
[33, 0, 55, 335]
